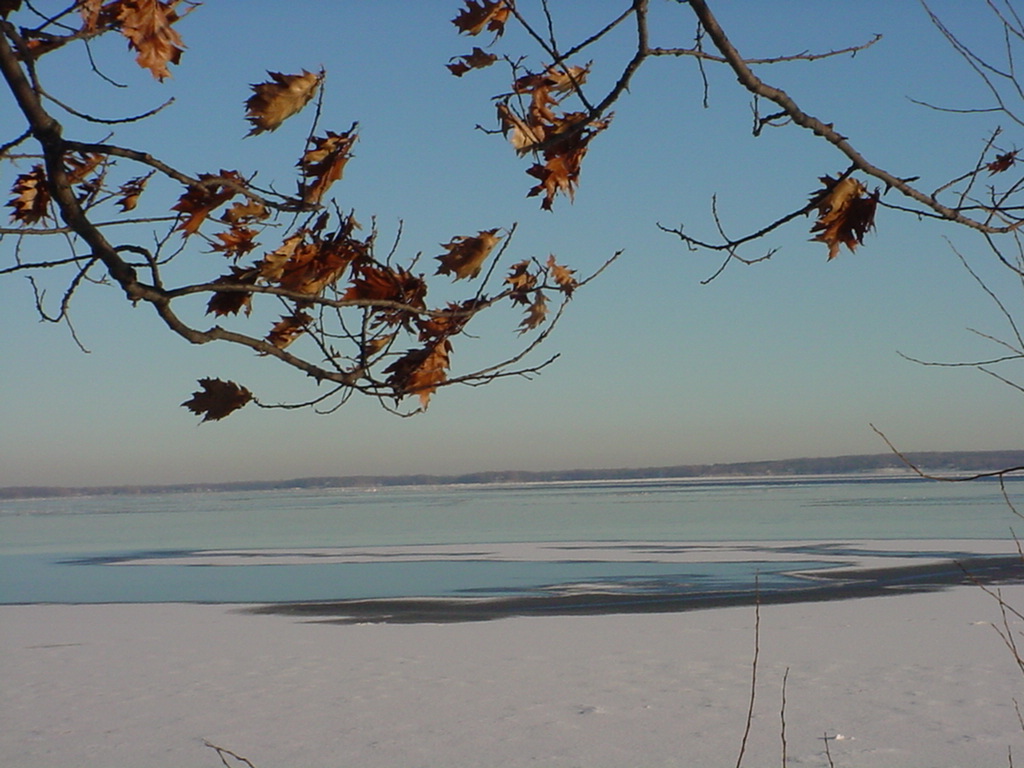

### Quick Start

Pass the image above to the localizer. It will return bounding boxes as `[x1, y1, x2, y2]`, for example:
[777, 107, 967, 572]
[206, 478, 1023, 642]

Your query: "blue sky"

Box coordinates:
[2, 1, 1021, 487]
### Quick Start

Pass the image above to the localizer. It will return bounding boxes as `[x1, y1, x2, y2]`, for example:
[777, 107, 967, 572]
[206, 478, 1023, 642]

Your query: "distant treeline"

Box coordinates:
[3, 450, 1023, 500]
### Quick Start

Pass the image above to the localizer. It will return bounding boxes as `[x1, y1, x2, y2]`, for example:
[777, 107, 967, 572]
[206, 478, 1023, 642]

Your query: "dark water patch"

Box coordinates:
[248, 554, 1024, 624]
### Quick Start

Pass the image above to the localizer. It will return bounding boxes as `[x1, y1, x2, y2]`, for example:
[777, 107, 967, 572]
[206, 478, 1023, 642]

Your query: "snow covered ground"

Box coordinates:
[3, 584, 1024, 767]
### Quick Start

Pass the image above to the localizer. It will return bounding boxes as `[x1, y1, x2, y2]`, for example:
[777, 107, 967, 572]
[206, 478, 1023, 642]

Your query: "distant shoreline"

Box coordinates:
[3, 449, 1022, 500]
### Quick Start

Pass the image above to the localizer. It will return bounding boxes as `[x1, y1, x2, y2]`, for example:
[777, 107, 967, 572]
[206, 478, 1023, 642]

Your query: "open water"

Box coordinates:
[1, 475, 1021, 608]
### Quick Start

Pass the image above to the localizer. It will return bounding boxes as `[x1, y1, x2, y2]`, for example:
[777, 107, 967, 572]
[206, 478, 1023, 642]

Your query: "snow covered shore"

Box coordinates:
[3, 584, 1024, 767]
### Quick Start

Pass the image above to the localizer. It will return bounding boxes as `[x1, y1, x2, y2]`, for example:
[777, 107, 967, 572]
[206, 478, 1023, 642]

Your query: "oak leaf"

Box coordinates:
[171, 170, 242, 236]
[7, 164, 50, 224]
[546, 254, 576, 296]
[809, 174, 878, 260]
[298, 127, 357, 204]
[221, 198, 269, 225]
[257, 233, 304, 283]
[385, 340, 452, 409]
[245, 70, 322, 136]
[451, 0, 509, 37]
[266, 311, 312, 349]
[518, 290, 547, 334]
[987, 150, 1018, 175]
[211, 225, 260, 260]
[417, 299, 481, 340]
[436, 228, 502, 280]
[447, 46, 497, 76]
[181, 378, 253, 422]
[116, 171, 154, 212]
[206, 266, 258, 317]
[115, 0, 187, 81]
[497, 102, 546, 154]
[276, 241, 348, 296]
[505, 259, 538, 306]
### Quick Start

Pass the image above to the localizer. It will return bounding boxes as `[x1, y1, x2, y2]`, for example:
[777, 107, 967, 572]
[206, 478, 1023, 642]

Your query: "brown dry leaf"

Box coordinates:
[206, 266, 258, 317]
[64, 153, 104, 184]
[115, 171, 154, 212]
[171, 170, 242, 236]
[76, 0, 105, 30]
[360, 333, 395, 361]
[436, 228, 502, 280]
[266, 223, 368, 297]
[246, 70, 322, 136]
[181, 377, 253, 422]
[211, 225, 260, 260]
[266, 311, 312, 349]
[546, 254, 576, 296]
[514, 64, 590, 97]
[222, 198, 269, 225]
[809, 174, 879, 260]
[385, 340, 452, 409]
[987, 150, 1018, 175]
[115, 0, 187, 81]
[344, 263, 427, 329]
[298, 127, 358, 204]
[496, 102, 546, 154]
[417, 299, 481, 340]
[7, 164, 50, 224]
[447, 46, 498, 76]
[451, 0, 509, 37]
[505, 259, 536, 296]
[518, 290, 547, 334]
[258, 233, 304, 283]
[527, 145, 583, 210]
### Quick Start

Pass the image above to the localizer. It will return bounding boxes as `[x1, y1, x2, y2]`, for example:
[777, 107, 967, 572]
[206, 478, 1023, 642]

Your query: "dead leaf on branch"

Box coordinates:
[417, 299, 482, 340]
[116, 171, 154, 212]
[298, 127, 358, 204]
[344, 263, 428, 330]
[808, 174, 878, 260]
[451, 0, 509, 38]
[211, 225, 260, 260]
[987, 150, 1018, 175]
[115, 0, 189, 81]
[518, 290, 547, 333]
[221, 199, 269, 225]
[385, 340, 452, 409]
[266, 311, 312, 349]
[7, 164, 50, 224]
[181, 377, 253, 422]
[206, 266, 258, 317]
[265, 220, 369, 297]
[436, 228, 502, 280]
[546, 254, 576, 296]
[526, 128, 597, 210]
[447, 46, 497, 76]
[171, 170, 242, 236]
[245, 70, 322, 136]
[505, 258, 537, 303]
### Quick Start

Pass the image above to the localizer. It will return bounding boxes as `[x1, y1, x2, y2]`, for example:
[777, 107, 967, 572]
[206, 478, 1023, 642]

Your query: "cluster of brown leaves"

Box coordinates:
[6, 153, 107, 224]
[76, 0, 193, 80]
[450, 1, 605, 209]
[506, 65, 608, 210]
[808, 174, 879, 260]
[506, 254, 576, 333]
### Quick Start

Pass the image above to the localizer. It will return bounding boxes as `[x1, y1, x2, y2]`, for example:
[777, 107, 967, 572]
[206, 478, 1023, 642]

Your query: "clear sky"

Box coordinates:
[1, 1, 1021, 487]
